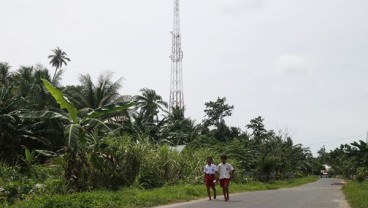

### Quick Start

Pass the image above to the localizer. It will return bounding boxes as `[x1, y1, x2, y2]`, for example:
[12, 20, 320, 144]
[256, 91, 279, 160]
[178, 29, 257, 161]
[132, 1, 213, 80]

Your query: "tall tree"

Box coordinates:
[135, 88, 168, 122]
[327, 144, 354, 178]
[48, 47, 70, 84]
[203, 97, 234, 128]
[317, 145, 328, 165]
[161, 106, 198, 145]
[0, 80, 22, 163]
[14, 65, 54, 109]
[246, 116, 268, 141]
[64, 72, 124, 112]
[202, 97, 234, 142]
[0, 62, 13, 87]
[349, 140, 368, 168]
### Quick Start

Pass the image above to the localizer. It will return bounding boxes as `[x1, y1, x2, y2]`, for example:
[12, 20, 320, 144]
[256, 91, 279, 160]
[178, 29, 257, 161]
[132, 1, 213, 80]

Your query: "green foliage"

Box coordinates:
[86, 135, 145, 189]
[343, 180, 368, 208]
[202, 97, 234, 142]
[161, 106, 198, 145]
[203, 97, 234, 128]
[326, 140, 368, 180]
[74, 72, 124, 110]
[19, 148, 38, 174]
[135, 88, 168, 122]
[138, 146, 214, 189]
[356, 167, 368, 183]
[326, 144, 354, 178]
[0, 80, 49, 164]
[246, 116, 268, 140]
[350, 140, 368, 168]
[41, 79, 78, 123]
[0, 162, 64, 206]
[87, 101, 134, 119]
[38, 80, 135, 190]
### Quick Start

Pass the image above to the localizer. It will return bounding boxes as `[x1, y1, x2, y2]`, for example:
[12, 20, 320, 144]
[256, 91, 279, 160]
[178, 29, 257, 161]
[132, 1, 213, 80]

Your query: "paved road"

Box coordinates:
[156, 178, 350, 208]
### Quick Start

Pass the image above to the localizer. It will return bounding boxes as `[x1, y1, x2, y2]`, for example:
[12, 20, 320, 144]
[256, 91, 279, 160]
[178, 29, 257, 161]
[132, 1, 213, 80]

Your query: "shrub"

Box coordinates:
[84, 134, 145, 189]
[0, 161, 66, 206]
[356, 167, 368, 183]
[138, 145, 180, 188]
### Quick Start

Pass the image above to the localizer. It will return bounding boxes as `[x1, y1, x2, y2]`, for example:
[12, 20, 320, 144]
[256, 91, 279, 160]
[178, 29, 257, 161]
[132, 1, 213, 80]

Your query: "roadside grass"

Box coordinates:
[11, 176, 318, 208]
[342, 180, 368, 208]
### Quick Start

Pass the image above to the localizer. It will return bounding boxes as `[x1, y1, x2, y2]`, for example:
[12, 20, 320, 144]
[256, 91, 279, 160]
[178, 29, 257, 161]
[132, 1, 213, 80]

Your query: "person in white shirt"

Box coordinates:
[215, 155, 234, 201]
[203, 157, 217, 200]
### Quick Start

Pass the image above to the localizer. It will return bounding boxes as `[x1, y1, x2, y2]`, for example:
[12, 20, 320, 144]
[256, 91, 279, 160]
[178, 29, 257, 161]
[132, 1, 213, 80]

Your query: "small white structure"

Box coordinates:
[169, 145, 186, 153]
[320, 164, 332, 177]
[323, 164, 332, 172]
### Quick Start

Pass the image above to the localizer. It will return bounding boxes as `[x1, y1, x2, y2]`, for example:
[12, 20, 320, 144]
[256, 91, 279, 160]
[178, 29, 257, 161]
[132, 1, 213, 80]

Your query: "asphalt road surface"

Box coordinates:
[156, 178, 350, 208]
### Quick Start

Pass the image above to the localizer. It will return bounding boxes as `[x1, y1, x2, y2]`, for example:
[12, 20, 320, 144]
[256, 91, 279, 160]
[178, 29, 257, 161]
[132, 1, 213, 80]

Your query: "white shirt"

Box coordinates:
[216, 163, 234, 179]
[204, 164, 217, 174]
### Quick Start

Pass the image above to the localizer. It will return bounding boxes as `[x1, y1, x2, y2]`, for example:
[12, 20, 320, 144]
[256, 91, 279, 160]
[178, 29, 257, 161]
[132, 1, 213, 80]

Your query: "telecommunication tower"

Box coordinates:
[169, 0, 184, 112]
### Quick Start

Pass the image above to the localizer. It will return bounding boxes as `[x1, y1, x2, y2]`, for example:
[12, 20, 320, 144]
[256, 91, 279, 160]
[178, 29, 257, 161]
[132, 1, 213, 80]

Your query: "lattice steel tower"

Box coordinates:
[169, 0, 184, 111]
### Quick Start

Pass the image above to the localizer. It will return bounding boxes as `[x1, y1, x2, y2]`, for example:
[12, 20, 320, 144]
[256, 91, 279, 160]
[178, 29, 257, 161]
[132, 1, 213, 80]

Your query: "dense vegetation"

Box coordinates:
[343, 181, 368, 208]
[0, 47, 367, 207]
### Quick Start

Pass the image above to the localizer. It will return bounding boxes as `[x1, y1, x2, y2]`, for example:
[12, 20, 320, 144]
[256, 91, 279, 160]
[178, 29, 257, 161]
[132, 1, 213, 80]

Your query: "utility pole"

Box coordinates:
[366, 131, 368, 143]
[169, 0, 184, 112]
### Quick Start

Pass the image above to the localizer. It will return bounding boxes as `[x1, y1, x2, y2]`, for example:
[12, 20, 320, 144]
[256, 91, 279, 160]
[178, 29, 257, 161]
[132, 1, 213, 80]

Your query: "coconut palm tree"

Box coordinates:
[14, 65, 55, 109]
[0, 62, 13, 87]
[135, 88, 168, 122]
[0, 81, 47, 164]
[6, 65, 66, 158]
[161, 106, 198, 145]
[48, 47, 71, 83]
[64, 72, 124, 113]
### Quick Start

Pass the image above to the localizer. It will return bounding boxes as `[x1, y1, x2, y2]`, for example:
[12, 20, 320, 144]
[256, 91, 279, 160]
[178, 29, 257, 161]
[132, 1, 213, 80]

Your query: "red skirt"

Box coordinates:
[205, 175, 215, 188]
[219, 178, 230, 188]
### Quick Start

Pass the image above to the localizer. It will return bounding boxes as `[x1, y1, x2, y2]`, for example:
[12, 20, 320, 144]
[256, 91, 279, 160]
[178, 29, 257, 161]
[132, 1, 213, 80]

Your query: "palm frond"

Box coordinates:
[87, 102, 135, 119]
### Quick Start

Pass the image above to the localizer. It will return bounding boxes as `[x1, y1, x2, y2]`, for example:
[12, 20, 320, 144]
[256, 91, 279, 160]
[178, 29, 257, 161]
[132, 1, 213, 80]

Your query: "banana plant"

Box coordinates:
[19, 147, 37, 174]
[21, 79, 134, 188]
[349, 140, 368, 168]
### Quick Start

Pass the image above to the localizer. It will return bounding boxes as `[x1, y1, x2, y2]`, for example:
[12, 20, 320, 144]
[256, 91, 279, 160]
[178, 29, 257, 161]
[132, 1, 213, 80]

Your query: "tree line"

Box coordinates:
[1, 47, 367, 193]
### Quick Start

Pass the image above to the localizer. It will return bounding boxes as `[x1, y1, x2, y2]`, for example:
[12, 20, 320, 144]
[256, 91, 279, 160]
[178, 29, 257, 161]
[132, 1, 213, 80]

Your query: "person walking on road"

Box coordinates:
[216, 155, 234, 201]
[203, 157, 217, 200]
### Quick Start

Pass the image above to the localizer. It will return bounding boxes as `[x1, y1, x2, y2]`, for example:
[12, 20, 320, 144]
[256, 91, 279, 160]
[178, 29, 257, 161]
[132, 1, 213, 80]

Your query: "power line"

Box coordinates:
[304, 134, 366, 146]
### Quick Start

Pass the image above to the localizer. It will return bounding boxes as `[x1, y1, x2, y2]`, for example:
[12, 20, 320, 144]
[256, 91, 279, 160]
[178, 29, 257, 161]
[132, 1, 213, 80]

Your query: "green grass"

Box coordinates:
[342, 180, 368, 208]
[11, 176, 318, 208]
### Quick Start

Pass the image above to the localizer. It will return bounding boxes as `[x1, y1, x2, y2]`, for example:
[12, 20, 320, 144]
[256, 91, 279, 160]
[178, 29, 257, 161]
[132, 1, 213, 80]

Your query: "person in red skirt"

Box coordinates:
[216, 155, 234, 201]
[203, 157, 217, 200]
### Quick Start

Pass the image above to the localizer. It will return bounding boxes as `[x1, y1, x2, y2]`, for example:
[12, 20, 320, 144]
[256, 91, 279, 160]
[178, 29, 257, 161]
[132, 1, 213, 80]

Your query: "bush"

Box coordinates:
[356, 167, 368, 183]
[85, 135, 145, 189]
[0, 161, 65, 206]
[138, 145, 174, 189]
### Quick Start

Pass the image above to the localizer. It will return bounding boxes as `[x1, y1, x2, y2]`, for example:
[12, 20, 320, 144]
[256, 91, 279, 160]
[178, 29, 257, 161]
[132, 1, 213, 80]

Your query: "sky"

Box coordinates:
[1, 0, 368, 155]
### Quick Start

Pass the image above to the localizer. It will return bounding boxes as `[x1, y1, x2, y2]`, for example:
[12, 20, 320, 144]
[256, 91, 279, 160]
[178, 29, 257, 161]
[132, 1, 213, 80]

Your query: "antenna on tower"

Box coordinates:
[169, 0, 184, 113]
